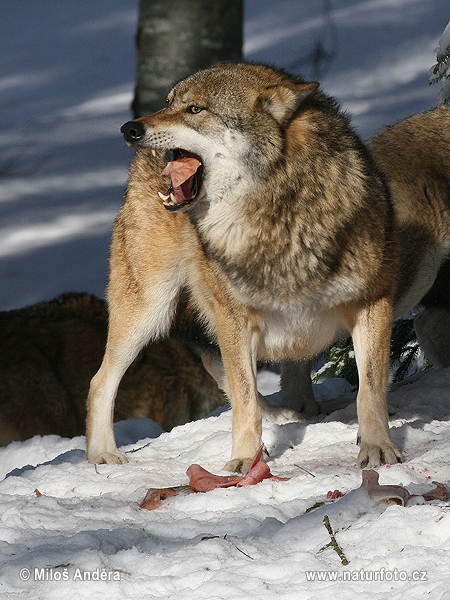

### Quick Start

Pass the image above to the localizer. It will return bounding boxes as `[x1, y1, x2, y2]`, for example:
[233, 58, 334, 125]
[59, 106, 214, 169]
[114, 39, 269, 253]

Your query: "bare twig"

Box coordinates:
[234, 546, 255, 560]
[294, 464, 316, 477]
[223, 534, 254, 560]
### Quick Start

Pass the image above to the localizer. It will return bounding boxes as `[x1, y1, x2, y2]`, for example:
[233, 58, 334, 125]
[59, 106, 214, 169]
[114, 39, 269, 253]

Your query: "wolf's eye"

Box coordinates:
[187, 105, 203, 114]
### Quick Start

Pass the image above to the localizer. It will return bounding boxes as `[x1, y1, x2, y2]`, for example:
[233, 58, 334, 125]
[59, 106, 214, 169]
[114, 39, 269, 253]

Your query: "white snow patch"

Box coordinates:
[1, 368, 450, 598]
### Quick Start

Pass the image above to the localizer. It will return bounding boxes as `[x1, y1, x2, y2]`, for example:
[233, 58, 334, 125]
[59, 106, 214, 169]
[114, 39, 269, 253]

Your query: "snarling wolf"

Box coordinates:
[86, 62, 450, 472]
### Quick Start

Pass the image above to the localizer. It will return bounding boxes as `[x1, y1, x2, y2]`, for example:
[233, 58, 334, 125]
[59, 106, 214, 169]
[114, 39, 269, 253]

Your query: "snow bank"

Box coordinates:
[0, 367, 449, 599]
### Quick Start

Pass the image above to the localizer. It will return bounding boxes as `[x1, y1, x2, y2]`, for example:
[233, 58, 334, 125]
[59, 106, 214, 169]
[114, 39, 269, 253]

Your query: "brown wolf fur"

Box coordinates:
[281, 105, 450, 415]
[86, 62, 450, 472]
[0, 293, 225, 445]
[373, 106, 450, 369]
[370, 105, 450, 314]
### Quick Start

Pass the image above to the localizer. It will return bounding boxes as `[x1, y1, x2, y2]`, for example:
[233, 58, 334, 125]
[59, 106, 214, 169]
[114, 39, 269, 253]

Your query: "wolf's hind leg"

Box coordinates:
[414, 258, 450, 368]
[201, 353, 303, 422]
[281, 359, 322, 417]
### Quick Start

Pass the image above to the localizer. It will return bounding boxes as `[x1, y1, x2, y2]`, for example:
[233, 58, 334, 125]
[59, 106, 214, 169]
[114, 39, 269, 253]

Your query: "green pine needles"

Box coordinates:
[313, 318, 426, 387]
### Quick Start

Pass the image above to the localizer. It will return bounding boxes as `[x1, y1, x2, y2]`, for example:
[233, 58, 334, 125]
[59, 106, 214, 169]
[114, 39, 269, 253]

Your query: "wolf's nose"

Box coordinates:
[121, 121, 145, 143]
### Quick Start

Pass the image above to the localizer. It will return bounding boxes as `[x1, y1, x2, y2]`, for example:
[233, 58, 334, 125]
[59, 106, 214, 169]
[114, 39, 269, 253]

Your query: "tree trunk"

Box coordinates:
[132, 0, 243, 118]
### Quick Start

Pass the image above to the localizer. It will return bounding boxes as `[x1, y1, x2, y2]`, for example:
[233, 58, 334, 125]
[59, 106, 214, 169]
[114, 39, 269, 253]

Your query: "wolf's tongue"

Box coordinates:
[161, 157, 202, 202]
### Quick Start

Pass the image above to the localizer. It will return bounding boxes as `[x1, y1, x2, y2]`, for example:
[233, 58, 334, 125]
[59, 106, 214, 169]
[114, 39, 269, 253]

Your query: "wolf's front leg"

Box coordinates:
[86, 306, 165, 464]
[213, 305, 262, 474]
[86, 278, 181, 464]
[86, 338, 135, 465]
[201, 352, 303, 422]
[350, 296, 403, 468]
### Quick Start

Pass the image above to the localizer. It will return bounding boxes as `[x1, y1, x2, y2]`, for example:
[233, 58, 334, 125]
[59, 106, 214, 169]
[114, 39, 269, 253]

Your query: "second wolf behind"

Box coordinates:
[86, 62, 450, 472]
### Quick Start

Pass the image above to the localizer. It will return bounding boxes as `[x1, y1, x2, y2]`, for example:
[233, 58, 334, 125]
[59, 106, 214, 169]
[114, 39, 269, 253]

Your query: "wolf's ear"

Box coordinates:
[259, 82, 319, 125]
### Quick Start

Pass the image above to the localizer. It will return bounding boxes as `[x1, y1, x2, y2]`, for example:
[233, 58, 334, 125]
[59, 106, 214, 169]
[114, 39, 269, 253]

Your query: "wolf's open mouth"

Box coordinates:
[159, 149, 203, 212]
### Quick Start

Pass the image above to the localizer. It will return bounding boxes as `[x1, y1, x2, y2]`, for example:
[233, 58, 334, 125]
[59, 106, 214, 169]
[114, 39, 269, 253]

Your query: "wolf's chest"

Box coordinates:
[256, 302, 346, 360]
[198, 210, 324, 296]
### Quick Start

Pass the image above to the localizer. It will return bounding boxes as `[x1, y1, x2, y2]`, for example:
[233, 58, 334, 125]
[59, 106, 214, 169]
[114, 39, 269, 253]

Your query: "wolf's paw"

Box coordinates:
[87, 450, 129, 465]
[357, 441, 403, 469]
[224, 446, 268, 474]
[223, 457, 254, 474]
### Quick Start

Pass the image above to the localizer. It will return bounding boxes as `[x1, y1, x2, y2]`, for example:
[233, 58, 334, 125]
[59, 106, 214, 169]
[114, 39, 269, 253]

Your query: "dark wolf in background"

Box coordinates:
[0, 293, 225, 445]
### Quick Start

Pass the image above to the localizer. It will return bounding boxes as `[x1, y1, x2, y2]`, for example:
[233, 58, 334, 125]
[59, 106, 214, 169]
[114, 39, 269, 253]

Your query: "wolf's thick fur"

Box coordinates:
[0, 293, 225, 445]
[281, 105, 450, 414]
[373, 106, 450, 366]
[86, 62, 450, 472]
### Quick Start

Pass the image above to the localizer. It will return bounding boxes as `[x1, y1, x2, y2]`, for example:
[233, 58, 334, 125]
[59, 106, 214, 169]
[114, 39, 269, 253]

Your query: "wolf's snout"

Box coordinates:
[121, 121, 145, 144]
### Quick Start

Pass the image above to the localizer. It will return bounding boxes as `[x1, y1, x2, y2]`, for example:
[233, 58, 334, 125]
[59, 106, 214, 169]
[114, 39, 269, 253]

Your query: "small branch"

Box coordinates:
[204, 534, 254, 560]
[234, 546, 255, 560]
[294, 464, 316, 477]
[321, 515, 349, 566]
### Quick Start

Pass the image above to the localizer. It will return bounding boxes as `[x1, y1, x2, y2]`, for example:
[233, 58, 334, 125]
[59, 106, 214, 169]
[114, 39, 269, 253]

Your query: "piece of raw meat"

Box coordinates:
[141, 446, 287, 509]
[140, 485, 195, 510]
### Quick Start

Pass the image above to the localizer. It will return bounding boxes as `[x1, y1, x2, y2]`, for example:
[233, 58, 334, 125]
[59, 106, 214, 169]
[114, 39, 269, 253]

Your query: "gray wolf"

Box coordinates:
[86, 62, 450, 472]
[0, 293, 225, 444]
[280, 105, 450, 418]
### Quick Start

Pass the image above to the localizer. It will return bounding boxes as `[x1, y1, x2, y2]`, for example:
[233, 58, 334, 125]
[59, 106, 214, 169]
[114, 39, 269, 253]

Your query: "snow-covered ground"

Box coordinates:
[1, 1, 450, 598]
[1, 368, 450, 599]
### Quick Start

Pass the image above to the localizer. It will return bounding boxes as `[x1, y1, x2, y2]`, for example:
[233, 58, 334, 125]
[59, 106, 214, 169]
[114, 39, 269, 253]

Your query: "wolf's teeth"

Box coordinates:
[158, 191, 170, 201]
[151, 149, 157, 157]
[170, 193, 177, 204]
